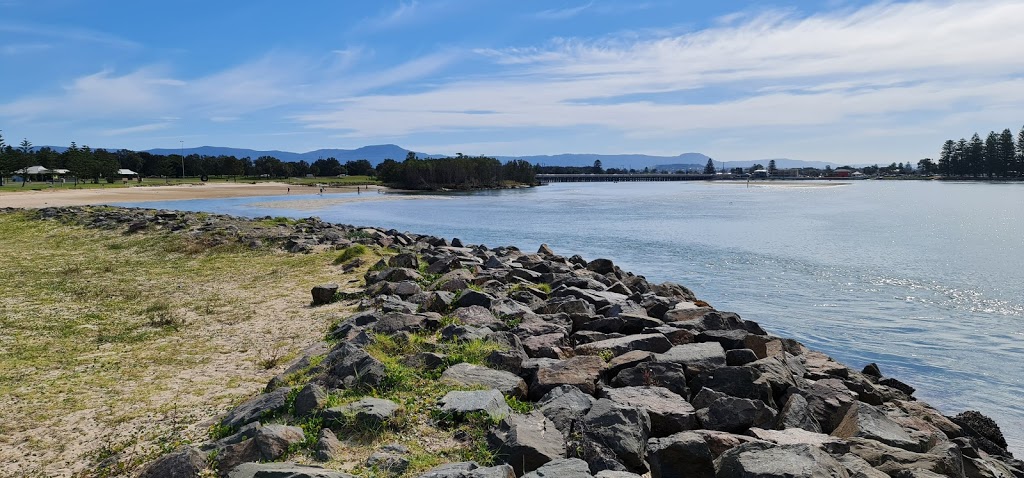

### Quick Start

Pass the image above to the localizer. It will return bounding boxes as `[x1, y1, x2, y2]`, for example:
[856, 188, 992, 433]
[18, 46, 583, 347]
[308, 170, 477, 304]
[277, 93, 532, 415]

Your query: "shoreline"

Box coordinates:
[0, 182, 388, 208]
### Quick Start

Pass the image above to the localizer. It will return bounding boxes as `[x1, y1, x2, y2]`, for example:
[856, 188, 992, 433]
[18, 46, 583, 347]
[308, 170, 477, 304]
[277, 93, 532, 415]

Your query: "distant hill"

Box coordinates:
[33, 144, 842, 170]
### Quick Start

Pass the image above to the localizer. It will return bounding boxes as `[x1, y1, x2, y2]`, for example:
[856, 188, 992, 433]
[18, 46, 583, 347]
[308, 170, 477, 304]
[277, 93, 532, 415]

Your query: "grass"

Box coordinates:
[0, 210, 378, 476]
[281, 175, 380, 186]
[334, 244, 369, 264]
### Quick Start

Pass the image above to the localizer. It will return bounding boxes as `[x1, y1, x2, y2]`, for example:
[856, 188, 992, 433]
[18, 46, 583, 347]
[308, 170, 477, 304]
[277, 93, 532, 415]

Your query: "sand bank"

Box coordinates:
[0, 182, 386, 208]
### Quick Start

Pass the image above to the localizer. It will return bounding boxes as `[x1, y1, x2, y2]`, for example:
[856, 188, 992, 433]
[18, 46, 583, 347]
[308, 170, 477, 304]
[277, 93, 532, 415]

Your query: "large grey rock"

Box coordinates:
[221, 387, 292, 428]
[324, 397, 400, 429]
[748, 427, 844, 447]
[228, 462, 358, 478]
[417, 462, 515, 478]
[538, 385, 596, 439]
[530, 355, 605, 400]
[690, 366, 775, 407]
[294, 383, 328, 417]
[777, 393, 821, 432]
[372, 312, 440, 334]
[138, 446, 207, 478]
[366, 444, 411, 475]
[439, 389, 512, 420]
[805, 379, 858, 433]
[254, 424, 306, 461]
[311, 283, 339, 305]
[696, 396, 777, 433]
[656, 342, 727, 378]
[521, 458, 594, 478]
[314, 428, 343, 461]
[600, 386, 697, 437]
[575, 333, 672, 358]
[452, 305, 505, 329]
[456, 290, 496, 308]
[612, 361, 689, 398]
[488, 411, 566, 475]
[845, 438, 966, 478]
[832, 402, 923, 452]
[582, 398, 652, 473]
[647, 431, 715, 478]
[323, 342, 387, 390]
[442, 363, 528, 398]
[715, 442, 851, 478]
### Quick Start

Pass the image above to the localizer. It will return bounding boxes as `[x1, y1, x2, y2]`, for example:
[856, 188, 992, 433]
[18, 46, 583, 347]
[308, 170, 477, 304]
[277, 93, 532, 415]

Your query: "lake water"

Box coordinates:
[117, 180, 1024, 455]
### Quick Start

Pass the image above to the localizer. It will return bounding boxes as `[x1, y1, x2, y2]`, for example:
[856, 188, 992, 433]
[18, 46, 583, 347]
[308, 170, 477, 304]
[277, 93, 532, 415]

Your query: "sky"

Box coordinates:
[1, 0, 1023, 164]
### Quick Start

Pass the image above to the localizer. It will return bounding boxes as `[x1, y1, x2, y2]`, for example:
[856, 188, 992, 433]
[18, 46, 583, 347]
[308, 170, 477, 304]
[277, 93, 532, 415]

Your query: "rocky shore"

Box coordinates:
[27, 206, 1023, 478]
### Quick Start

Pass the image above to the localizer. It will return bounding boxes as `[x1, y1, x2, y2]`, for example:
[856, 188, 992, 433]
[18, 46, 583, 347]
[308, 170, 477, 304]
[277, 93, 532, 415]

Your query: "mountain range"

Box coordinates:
[37, 144, 842, 169]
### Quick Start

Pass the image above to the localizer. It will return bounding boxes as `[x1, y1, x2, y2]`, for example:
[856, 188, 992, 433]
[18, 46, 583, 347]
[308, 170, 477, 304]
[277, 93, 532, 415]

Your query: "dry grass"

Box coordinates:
[0, 211, 373, 477]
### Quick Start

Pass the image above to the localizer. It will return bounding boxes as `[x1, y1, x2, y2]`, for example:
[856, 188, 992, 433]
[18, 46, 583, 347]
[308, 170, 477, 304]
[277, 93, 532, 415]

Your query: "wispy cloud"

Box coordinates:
[100, 122, 173, 136]
[535, 2, 593, 20]
[0, 42, 50, 55]
[357, 1, 422, 31]
[0, 23, 140, 49]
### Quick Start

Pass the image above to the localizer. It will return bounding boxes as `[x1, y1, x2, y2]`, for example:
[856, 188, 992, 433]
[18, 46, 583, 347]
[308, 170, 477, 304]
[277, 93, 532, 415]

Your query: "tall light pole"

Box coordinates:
[180, 140, 185, 178]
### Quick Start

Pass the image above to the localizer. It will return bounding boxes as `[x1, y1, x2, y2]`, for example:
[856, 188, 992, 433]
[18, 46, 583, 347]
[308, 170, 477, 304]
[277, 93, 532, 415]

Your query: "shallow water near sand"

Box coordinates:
[117, 180, 1024, 455]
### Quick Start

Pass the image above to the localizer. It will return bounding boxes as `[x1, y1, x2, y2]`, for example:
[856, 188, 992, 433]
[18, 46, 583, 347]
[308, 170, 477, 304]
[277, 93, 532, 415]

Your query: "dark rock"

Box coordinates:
[324, 397, 400, 429]
[862, 362, 882, 378]
[776, 393, 822, 433]
[314, 428, 343, 461]
[879, 377, 916, 396]
[389, 253, 420, 269]
[404, 352, 447, 371]
[138, 446, 207, 478]
[538, 244, 555, 255]
[587, 258, 616, 275]
[228, 462, 358, 478]
[952, 410, 1009, 454]
[600, 386, 697, 437]
[690, 387, 728, 410]
[294, 383, 328, 417]
[522, 332, 569, 359]
[575, 333, 672, 358]
[656, 342, 727, 378]
[612, 361, 689, 399]
[538, 385, 597, 439]
[646, 431, 715, 478]
[367, 446, 411, 475]
[311, 283, 339, 305]
[521, 458, 593, 478]
[696, 329, 750, 350]
[690, 367, 775, 407]
[726, 348, 759, 366]
[254, 424, 306, 461]
[452, 305, 504, 330]
[488, 411, 566, 475]
[833, 402, 923, 452]
[423, 291, 456, 313]
[372, 312, 440, 334]
[805, 378, 858, 433]
[442, 363, 528, 398]
[221, 386, 292, 429]
[530, 355, 605, 400]
[846, 438, 966, 477]
[715, 442, 850, 478]
[456, 290, 496, 308]
[441, 324, 493, 342]
[582, 398, 652, 473]
[696, 396, 777, 433]
[439, 389, 511, 420]
[605, 350, 654, 377]
[321, 342, 387, 391]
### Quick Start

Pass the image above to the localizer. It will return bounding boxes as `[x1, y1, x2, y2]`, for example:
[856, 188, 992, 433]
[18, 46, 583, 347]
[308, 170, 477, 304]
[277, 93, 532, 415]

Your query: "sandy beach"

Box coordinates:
[0, 182, 386, 208]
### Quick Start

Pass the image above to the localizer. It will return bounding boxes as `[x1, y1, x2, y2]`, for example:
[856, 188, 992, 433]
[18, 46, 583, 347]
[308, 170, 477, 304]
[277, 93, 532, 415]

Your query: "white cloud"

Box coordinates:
[99, 122, 173, 136]
[534, 2, 593, 20]
[0, 68, 182, 120]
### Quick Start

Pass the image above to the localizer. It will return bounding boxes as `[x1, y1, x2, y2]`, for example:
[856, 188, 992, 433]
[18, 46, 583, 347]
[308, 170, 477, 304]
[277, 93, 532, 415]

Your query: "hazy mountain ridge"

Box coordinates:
[33, 144, 841, 169]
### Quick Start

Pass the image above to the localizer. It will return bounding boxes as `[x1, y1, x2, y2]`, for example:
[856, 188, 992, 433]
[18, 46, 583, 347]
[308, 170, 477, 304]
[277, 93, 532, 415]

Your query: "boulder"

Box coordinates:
[530, 355, 605, 400]
[228, 462, 358, 478]
[726, 349, 759, 366]
[646, 431, 715, 478]
[323, 342, 387, 391]
[696, 396, 777, 433]
[832, 402, 923, 452]
[366, 444, 411, 475]
[805, 378, 858, 433]
[521, 458, 593, 478]
[314, 428, 343, 461]
[416, 462, 515, 478]
[612, 361, 689, 399]
[605, 350, 654, 377]
[138, 446, 207, 478]
[221, 386, 292, 429]
[582, 398, 652, 473]
[439, 389, 511, 421]
[372, 312, 440, 334]
[776, 393, 822, 433]
[748, 427, 844, 447]
[587, 258, 616, 275]
[600, 386, 697, 437]
[442, 363, 529, 399]
[311, 283, 339, 305]
[324, 397, 400, 429]
[389, 253, 419, 269]
[404, 352, 448, 371]
[845, 438, 966, 477]
[656, 342, 727, 378]
[456, 290, 496, 309]
[690, 367, 775, 407]
[488, 411, 566, 475]
[254, 424, 306, 461]
[423, 291, 457, 313]
[294, 382, 328, 417]
[715, 442, 851, 478]
[574, 333, 672, 358]
[538, 385, 597, 439]
[452, 305, 505, 330]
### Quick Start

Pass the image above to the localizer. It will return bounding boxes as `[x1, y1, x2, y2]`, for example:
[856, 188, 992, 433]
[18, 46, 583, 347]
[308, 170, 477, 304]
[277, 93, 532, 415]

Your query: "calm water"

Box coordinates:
[117, 180, 1024, 454]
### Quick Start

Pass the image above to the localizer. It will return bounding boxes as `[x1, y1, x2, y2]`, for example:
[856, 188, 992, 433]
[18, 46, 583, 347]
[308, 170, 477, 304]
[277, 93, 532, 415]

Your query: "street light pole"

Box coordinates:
[180, 140, 185, 178]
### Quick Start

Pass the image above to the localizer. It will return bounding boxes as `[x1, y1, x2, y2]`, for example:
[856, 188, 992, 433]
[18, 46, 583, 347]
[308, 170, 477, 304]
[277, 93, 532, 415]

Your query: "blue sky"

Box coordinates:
[2, 0, 1023, 163]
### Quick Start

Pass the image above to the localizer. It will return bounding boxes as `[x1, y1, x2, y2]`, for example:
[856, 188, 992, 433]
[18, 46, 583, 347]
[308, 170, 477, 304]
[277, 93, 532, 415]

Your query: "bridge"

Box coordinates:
[536, 173, 716, 183]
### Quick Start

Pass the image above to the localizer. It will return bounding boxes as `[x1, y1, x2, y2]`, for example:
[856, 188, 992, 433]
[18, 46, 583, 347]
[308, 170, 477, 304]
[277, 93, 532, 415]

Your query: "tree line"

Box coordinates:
[0, 132, 382, 183]
[375, 153, 536, 190]
[932, 126, 1024, 178]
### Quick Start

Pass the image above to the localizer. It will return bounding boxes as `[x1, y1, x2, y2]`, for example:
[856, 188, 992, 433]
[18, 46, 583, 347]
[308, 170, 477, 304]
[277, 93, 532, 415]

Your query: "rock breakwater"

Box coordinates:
[24, 207, 1021, 478]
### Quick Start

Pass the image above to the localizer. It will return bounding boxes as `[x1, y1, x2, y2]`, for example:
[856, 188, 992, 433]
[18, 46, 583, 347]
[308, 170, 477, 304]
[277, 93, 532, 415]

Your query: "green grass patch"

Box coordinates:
[334, 244, 369, 264]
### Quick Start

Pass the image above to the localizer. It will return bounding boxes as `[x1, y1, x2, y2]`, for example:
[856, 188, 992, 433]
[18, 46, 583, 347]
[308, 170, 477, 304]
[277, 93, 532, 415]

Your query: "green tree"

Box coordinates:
[998, 128, 1015, 178]
[1017, 126, 1024, 176]
[984, 131, 1000, 178]
[767, 160, 777, 176]
[917, 158, 935, 174]
[592, 159, 603, 174]
[19, 138, 32, 154]
[967, 133, 984, 177]
[938, 140, 955, 175]
[703, 158, 716, 174]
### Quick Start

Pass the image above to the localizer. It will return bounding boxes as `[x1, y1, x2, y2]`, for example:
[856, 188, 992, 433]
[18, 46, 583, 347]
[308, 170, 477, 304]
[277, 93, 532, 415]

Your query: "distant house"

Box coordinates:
[833, 168, 853, 178]
[751, 168, 769, 178]
[13, 165, 66, 181]
[117, 169, 138, 177]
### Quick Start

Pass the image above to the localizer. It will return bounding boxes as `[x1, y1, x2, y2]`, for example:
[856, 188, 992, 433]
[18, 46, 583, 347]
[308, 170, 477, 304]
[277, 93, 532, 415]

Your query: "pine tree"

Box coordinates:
[1017, 126, 1024, 177]
[703, 158, 715, 174]
[998, 129, 1014, 177]
[768, 159, 777, 176]
[984, 132, 1000, 178]
[954, 138, 968, 176]
[967, 134, 984, 177]
[938, 140, 955, 175]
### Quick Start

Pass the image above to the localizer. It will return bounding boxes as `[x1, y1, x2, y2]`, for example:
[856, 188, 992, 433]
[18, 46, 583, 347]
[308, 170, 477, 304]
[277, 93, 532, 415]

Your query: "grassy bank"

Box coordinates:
[0, 211, 374, 477]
